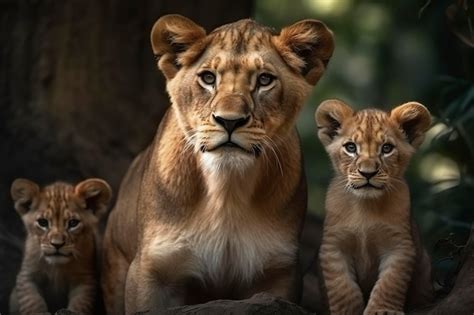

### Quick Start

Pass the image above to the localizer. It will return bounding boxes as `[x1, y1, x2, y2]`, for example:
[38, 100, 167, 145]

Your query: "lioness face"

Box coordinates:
[151, 15, 334, 170]
[11, 179, 111, 264]
[315, 100, 431, 199]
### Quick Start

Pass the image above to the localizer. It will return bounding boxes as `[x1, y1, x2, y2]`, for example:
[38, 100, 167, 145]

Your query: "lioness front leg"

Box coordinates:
[102, 227, 131, 315]
[363, 241, 416, 315]
[320, 241, 364, 314]
[244, 266, 298, 302]
[125, 255, 185, 313]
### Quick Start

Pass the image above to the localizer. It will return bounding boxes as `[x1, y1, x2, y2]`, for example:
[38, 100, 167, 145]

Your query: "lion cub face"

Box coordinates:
[316, 100, 431, 198]
[150, 15, 334, 171]
[11, 179, 111, 264]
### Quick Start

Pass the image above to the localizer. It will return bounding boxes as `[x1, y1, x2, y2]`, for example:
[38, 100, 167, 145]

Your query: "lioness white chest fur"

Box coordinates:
[101, 14, 334, 314]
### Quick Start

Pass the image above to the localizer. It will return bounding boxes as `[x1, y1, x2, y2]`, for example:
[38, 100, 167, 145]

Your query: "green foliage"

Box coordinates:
[415, 76, 474, 249]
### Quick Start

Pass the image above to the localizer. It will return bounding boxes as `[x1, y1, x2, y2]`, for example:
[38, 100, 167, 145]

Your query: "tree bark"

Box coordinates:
[0, 0, 253, 311]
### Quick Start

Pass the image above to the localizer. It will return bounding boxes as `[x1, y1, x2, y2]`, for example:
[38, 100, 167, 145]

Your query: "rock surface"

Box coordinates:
[163, 293, 312, 315]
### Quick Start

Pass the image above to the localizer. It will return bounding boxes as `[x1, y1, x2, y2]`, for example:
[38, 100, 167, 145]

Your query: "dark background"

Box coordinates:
[1, 0, 472, 313]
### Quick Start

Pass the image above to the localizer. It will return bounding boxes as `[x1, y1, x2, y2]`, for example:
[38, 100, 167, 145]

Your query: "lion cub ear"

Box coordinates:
[11, 179, 40, 215]
[75, 179, 112, 218]
[273, 19, 334, 85]
[315, 99, 353, 146]
[150, 14, 207, 80]
[390, 102, 431, 148]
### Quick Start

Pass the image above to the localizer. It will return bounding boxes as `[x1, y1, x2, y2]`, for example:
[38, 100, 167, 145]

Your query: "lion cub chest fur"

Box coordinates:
[324, 205, 407, 297]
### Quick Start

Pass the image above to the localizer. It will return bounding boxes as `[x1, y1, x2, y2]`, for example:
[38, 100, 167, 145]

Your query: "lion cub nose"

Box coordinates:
[213, 114, 250, 134]
[358, 170, 378, 179]
[50, 236, 65, 250]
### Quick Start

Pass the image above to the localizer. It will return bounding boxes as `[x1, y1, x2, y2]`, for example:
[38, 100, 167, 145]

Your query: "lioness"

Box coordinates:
[102, 14, 334, 313]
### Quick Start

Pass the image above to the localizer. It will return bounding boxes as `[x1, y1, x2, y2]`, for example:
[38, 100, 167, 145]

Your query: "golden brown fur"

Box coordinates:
[9, 178, 111, 315]
[315, 100, 433, 315]
[102, 14, 334, 314]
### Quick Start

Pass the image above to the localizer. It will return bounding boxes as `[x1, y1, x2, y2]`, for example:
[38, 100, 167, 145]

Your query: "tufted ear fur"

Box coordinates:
[11, 178, 40, 216]
[315, 99, 354, 146]
[390, 102, 431, 148]
[75, 179, 112, 218]
[273, 19, 334, 85]
[150, 14, 207, 80]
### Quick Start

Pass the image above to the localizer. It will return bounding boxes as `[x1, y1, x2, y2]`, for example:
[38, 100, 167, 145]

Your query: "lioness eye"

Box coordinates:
[258, 73, 274, 87]
[199, 71, 216, 85]
[382, 143, 394, 154]
[344, 142, 357, 153]
[37, 218, 49, 228]
[68, 219, 80, 229]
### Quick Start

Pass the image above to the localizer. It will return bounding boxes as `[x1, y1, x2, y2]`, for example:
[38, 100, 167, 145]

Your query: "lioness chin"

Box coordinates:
[102, 14, 334, 314]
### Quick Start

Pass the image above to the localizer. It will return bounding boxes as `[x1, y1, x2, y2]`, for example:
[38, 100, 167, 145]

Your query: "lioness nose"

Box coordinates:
[358, 170, 378, 179]
[213, 114, 250, 134]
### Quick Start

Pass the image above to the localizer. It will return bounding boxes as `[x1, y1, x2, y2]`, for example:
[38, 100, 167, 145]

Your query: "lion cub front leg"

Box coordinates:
[67, 277, 96, 314]
[12, 275, 48, 314]
[363, 239, 416, 315]
[320, 238, 364, 315]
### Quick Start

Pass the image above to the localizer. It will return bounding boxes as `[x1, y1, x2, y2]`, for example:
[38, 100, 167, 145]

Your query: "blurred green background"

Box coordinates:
[255, 0, 473, 253]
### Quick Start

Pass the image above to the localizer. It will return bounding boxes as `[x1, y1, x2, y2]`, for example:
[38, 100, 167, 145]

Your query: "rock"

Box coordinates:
[412, 224, 474, 314]
[163, 293, 313, 315]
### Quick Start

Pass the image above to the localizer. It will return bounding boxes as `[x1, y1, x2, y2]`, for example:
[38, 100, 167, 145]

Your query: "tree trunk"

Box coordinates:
[0, 0, 253, 311]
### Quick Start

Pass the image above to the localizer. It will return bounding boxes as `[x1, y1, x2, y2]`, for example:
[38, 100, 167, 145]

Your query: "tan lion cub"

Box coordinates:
[9, 178, 112, 315]
[315, 100, 433, 314]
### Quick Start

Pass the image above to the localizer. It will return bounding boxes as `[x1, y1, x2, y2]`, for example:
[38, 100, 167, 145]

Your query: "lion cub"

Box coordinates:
[9, 178, 112, 315]
[315, 100, 433, 314]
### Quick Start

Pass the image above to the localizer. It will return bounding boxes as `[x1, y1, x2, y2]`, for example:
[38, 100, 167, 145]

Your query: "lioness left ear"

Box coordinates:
[390, 102, 432, 148]
[75, 179, 112, 218]
[273, 19, 334, 85]
[150, 14, 207, 80]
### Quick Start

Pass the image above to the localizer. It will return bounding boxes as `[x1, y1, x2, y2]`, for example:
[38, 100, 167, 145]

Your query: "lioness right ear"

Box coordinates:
[315, 99, 353, 146]
[75, 179, 112, 218]
[274, 19, 334, 85]
[11, 179, 40, 215]
[151, 14, 207, 80]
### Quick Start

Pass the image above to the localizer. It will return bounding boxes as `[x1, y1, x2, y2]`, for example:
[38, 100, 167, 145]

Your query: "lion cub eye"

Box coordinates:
[68, 219, 80, 229]
[258, 73, 275, 87]
[198, 71, 216, 85]
[344, 142, 357, 154]
[37, 218, 49, 229]
[381, 143, 394, 154]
